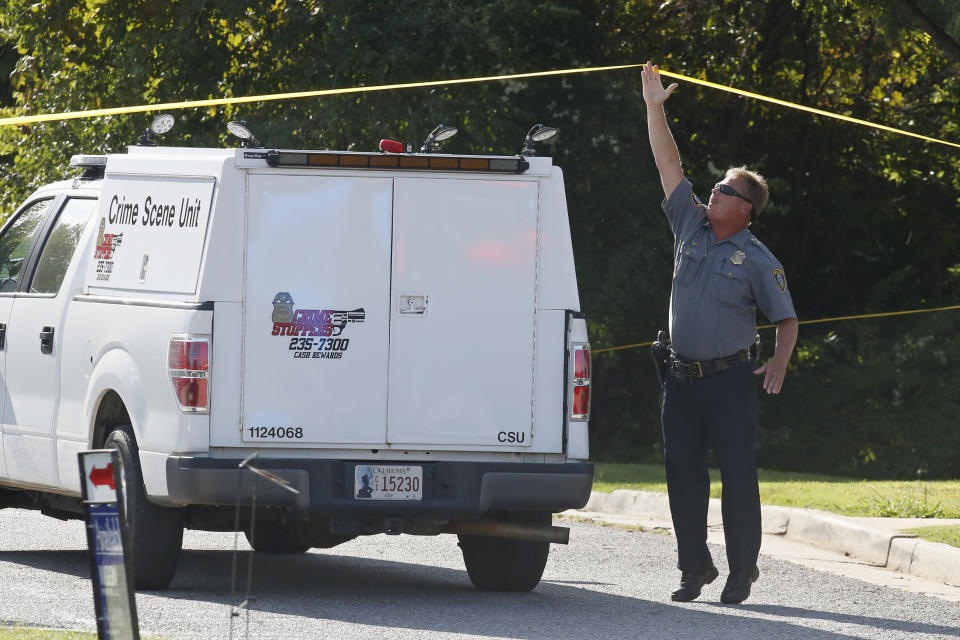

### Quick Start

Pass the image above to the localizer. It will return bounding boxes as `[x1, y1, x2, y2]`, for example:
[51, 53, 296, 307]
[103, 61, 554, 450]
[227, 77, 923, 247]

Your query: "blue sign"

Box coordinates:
[79, 450, 139, 640]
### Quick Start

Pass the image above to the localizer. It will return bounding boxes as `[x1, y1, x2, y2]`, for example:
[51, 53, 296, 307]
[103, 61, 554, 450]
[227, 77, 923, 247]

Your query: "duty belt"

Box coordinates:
[668, 347, 754, 383]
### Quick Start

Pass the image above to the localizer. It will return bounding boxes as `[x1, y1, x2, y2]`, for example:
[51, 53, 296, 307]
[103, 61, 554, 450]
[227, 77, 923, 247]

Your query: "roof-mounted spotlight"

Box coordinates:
[138, 113, 175, 147]
[227, 120, 262, 148]
[420, 124, 458, 154]
[521, 124, 558, 157]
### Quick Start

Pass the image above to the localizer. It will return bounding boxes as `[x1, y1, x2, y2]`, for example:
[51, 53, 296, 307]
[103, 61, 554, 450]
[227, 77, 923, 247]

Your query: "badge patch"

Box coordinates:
[731, 250, 745, 265]
[773, 268, 787, 293]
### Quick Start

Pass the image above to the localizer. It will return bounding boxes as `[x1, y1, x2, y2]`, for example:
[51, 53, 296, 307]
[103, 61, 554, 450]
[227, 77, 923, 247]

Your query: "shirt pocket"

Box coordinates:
[711, 266, 750, 306]
[674, 241, 705, 283]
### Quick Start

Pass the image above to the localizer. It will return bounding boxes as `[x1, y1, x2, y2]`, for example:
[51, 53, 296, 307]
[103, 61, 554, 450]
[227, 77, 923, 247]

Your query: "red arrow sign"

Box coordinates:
[89, 464, 116, 490]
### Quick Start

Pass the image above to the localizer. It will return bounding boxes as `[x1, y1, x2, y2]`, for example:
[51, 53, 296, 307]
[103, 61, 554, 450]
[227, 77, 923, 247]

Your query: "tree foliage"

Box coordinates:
[0, 0, 958, 478]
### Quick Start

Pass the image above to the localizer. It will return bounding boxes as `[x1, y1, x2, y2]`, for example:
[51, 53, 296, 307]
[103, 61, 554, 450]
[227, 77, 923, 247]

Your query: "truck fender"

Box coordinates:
[84, 346, 147, 448]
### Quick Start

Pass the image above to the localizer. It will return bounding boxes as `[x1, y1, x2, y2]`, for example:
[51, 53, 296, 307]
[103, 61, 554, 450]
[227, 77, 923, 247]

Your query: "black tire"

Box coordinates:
[105, 425, 184, 590]
[457, 511, 552, 592]
[244, 524, 310, 554]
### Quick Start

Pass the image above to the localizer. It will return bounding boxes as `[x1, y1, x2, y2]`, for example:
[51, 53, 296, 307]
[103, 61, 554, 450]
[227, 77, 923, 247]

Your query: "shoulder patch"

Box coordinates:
[690, 192, 704, 208]
[773, 268, 787, 293]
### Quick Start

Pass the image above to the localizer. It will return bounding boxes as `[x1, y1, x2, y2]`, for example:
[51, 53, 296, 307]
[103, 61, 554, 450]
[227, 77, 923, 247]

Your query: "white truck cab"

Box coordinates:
[0, 133, 592, 591]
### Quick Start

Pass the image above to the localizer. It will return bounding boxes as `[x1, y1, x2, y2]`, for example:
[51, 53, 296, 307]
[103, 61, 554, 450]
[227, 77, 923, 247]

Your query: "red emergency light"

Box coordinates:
[379, 139, 404, 154]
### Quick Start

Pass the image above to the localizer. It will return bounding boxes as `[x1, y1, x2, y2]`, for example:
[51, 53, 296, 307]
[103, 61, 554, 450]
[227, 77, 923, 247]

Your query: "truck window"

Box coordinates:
[30, 198, 98, 294]
[0, 199, 52, 293]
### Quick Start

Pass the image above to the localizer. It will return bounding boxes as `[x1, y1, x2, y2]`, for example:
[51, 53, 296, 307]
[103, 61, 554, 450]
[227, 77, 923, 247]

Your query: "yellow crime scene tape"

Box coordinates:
[0, 61, 955, 351]
[0, 64, 643, 127]
[593, 304, 960, 355]
[0, 62, 959, 152]
[654, 69, 960, 150]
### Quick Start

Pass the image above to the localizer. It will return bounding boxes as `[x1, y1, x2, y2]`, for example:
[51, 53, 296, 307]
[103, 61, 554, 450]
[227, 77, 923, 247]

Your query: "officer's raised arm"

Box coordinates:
[641, 61, 683, 198]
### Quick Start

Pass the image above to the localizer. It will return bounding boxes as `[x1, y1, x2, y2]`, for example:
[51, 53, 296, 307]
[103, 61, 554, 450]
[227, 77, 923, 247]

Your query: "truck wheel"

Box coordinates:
[245, 524, 310, 554]
[457, 511, 552, 592]
[105, 425, 184, 590]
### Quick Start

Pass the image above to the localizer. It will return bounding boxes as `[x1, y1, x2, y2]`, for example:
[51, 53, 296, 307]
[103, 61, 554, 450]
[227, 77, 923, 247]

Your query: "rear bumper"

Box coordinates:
[165, 457, 593, 515]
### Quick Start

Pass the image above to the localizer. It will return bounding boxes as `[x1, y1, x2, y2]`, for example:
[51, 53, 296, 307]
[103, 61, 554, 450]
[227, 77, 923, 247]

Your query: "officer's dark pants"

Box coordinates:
[661, 362, 760, 574]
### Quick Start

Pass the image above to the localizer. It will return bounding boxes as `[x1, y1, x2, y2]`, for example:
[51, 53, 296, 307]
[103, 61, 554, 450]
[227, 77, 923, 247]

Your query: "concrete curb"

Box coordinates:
[578, 490, 960, 587]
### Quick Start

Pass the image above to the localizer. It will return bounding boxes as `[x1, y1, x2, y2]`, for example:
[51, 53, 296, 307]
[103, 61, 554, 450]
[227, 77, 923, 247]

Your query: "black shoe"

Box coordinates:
[720, 566, 760, 604]
[670, 565, 719, 602]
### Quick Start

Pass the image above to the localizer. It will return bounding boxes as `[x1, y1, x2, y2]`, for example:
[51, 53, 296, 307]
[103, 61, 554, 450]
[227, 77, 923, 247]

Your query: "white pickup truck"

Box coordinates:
[0, 128, 592, 591]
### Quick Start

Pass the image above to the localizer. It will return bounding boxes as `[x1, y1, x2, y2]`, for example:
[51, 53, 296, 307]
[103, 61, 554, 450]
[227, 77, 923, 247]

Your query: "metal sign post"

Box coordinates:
[78, 450, 140, 640]
[229, 453, 300, 640]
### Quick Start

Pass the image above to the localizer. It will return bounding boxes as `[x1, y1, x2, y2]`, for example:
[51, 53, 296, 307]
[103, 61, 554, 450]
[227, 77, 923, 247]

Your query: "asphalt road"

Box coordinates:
[1, 508, 958, 640]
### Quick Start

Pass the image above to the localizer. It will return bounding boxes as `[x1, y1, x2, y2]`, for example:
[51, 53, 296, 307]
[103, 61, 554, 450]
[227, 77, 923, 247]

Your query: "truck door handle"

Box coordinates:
[39, 325, 54, 354]
[0, 323, 5, 350]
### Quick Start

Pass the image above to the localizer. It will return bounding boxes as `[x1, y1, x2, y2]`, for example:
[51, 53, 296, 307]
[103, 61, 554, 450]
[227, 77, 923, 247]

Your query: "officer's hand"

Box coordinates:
[641, 61, 678, 106]
[754, 359, 787, 394]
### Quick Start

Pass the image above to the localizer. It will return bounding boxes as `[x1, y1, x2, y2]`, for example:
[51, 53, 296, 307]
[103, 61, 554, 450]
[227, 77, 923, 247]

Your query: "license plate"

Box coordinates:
[354, 465, 422, 501]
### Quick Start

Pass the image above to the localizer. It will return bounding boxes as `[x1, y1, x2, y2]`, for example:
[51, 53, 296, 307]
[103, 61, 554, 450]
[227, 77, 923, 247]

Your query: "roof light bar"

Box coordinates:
[69, 154, 108, 180]
[265, 150, 529, 174]
[69, 154, 108, 169]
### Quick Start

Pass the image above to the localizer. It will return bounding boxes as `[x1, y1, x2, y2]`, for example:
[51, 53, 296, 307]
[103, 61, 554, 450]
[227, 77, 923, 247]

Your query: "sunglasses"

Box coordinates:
[714, 182, 753, 205]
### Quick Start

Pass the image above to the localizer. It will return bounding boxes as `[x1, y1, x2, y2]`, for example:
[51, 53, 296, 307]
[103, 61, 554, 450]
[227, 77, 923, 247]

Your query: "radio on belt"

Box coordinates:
[0, 117, 591, 593]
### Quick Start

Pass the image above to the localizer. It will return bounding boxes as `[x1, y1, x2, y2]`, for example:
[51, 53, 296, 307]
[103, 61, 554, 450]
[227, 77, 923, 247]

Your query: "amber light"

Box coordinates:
[265, 150, 524, 173]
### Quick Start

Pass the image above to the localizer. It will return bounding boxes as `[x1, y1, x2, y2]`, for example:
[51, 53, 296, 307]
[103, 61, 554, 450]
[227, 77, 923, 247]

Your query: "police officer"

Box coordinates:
[641, 61, 799, 604]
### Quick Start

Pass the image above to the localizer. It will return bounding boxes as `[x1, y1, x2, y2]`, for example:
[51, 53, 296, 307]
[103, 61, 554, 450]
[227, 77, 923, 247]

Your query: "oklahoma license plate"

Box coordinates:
[354, 464, 423, 501]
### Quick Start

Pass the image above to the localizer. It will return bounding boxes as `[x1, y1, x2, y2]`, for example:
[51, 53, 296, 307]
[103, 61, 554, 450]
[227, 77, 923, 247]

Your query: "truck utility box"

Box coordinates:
[0, 138, 592, 591]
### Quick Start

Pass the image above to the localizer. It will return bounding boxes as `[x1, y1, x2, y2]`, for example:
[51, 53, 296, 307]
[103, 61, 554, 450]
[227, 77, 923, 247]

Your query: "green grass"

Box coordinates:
[594, 462, 960, 519]
[903, 525, 960, 548]
[0, 628, 96, 640]
[0, 624, 167, 639]
[594, 462, 960, 548]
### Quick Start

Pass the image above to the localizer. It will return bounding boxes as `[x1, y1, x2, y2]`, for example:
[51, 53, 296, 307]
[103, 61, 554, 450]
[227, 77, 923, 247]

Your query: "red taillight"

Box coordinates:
[574, 347, 590, 380]
[573, 386, 590, 417]
[173, 377, 208, 408]
[571, 344, 591, 420]
[168, 341, 208, 371]
[169, 337, 210, 412]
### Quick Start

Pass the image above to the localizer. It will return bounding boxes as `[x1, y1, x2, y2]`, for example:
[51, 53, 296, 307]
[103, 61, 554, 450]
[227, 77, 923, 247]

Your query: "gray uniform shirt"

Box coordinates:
[664, 177, 797, 361]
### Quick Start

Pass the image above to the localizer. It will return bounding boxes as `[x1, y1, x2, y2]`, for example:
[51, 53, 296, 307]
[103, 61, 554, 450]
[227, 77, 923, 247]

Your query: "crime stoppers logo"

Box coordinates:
[270, 292, 365, 360]
[93, 218, 123, 281]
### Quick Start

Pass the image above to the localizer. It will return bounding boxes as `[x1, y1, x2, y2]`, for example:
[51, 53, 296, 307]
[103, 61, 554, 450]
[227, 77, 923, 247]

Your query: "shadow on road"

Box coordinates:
[1, 536, 956, 639]
[737, 603, 960, 638]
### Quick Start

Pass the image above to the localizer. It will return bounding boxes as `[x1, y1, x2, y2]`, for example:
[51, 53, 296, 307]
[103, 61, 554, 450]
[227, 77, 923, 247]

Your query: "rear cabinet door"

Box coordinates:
[387, 178, 538, 447]
[242, 175, 392, 445]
